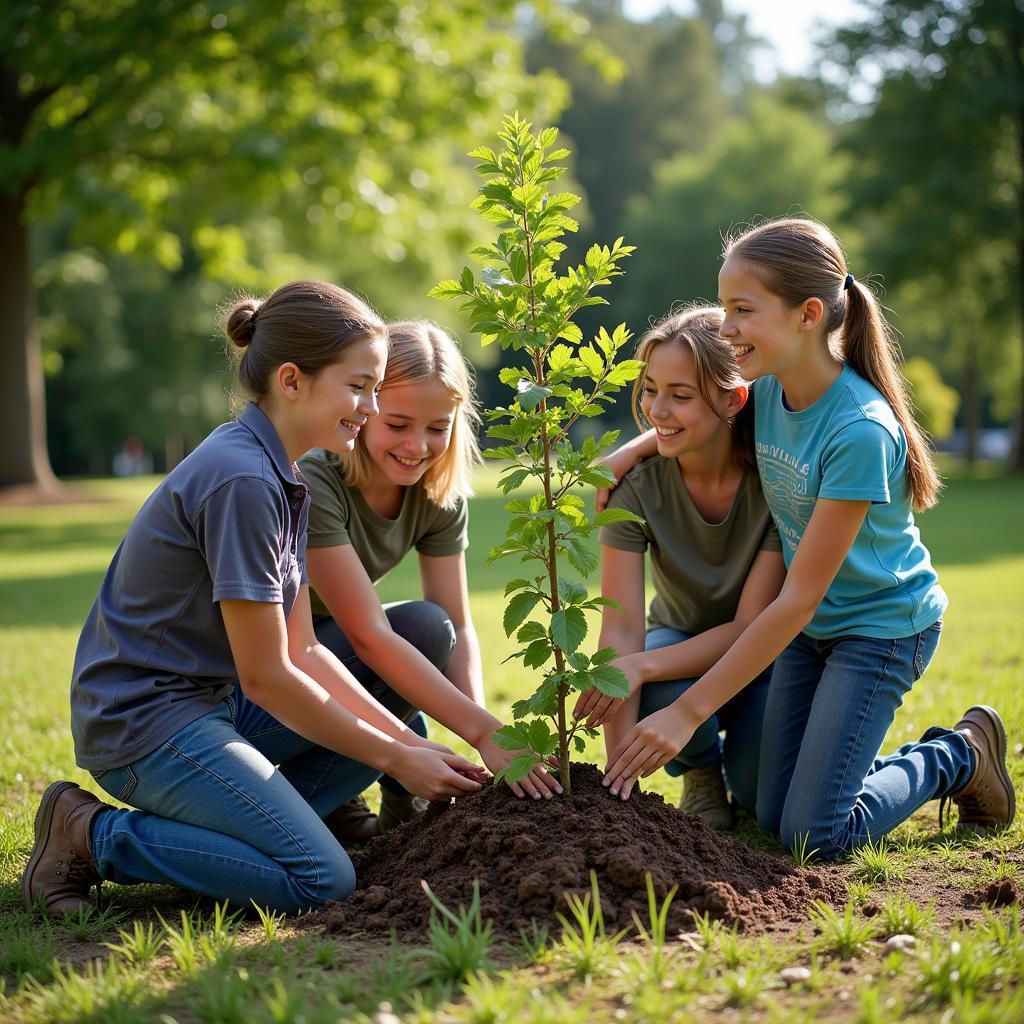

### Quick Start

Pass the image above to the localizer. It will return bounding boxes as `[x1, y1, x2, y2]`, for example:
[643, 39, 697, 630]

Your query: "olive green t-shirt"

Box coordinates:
[600, 456, 781, 636]
[298, 449, 469, 619]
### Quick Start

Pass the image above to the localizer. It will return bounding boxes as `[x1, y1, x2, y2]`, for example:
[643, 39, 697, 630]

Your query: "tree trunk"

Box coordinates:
[0, 189, 59, 494]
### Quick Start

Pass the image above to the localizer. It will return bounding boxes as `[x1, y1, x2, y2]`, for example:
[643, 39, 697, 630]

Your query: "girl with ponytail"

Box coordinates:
[600, 218, 1014, 860]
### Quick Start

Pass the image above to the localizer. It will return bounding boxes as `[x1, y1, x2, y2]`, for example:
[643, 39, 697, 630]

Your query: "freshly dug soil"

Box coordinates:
[965, 878, 1019, 908]
[316, 763, 844, 939]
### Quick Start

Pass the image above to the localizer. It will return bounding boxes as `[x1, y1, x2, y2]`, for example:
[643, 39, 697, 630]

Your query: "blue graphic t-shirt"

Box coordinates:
[755, 365, 947, 640]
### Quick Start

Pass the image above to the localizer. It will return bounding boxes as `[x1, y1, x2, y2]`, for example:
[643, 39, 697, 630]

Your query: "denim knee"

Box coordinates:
[297, 841, 357, 908]
[386, 600, 455, 672]
[778, 812, 846, 863]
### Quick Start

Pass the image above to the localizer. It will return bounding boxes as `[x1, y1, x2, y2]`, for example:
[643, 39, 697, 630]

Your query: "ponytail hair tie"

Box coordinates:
[843, 273, 854, 291]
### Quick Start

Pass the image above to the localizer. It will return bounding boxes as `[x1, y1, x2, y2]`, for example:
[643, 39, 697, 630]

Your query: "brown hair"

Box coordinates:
[632, 304, 754, 468]
[722, 218, 940, 511]
[342, 320, 481, 509]
[224, 279, 386, 403]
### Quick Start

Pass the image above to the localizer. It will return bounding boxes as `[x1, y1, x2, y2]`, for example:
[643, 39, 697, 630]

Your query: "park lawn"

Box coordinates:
[1, 469, 1022, 1022]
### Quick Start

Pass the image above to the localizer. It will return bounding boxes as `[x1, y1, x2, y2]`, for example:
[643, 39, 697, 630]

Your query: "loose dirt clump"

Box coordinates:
[965, 878, 1019, 908]
[315, 763, 843, 940]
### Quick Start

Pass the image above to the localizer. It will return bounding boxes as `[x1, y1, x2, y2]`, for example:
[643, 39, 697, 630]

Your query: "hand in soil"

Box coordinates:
[604, 703, 698, 799]
[573, 655, 642, 727]
[389, 746, 485, 800]
[476, 736, 563, 799]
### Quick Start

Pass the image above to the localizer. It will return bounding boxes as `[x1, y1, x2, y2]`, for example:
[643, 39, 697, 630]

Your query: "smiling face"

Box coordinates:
[718, 256, 808, 380]
[360, 377, 458, 488]
[640, 341, 734, 460]
[300, 333, 389, 454]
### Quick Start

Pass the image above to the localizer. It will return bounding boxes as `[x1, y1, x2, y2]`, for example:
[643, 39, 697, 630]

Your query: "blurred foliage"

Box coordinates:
[904, 356, 959, 441]
[822, 0, 1022, 460]
[2, 0, 598, 473]
[3, 0, 1017, 473]
[618, 95, 848, 327]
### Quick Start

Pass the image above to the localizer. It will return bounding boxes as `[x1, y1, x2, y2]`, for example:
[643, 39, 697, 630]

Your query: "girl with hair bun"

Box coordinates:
[600, 218, 1015, 860]
[300, 320, 560, 842]
[23, 281, 485, 918]
[576, 306, 785, 827]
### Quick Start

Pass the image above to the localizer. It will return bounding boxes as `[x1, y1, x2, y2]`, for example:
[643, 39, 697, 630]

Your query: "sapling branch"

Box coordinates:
[431, 115, 643, 795]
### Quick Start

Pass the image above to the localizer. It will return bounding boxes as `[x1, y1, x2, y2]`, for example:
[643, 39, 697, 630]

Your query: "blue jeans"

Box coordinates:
[89, 690, 380, 912]
[313, 600, 455, 796]
[756, 621, 974, 860]
[88, 600, 454, 912]
[636, 626, 771, 812]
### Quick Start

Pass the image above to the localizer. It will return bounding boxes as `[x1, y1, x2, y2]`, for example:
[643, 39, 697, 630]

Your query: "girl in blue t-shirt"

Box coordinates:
[23, 280, 487, 918]
[602, 218, 1015, 859]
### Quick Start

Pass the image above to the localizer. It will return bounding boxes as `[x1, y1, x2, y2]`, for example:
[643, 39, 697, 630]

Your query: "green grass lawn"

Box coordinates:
[1, 469, 1022, 1022]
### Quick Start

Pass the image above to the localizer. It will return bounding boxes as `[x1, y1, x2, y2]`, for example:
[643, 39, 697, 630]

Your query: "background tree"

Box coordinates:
[618, 95, 847, 327]
[0, 0, 596, 491]
[823, 0, 1023, 466]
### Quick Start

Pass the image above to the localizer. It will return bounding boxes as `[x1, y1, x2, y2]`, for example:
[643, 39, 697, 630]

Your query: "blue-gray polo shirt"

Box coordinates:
[71, 403, 310, 771]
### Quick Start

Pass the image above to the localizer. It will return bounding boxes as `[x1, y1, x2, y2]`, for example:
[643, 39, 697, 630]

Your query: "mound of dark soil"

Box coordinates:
[315, 763, 843, 939]
[966, 878, 1019, 908]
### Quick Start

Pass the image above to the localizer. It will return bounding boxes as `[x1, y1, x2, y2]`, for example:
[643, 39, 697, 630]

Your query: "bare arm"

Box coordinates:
[604, 499, 870, 797]
[419, 551, 485, 707]
[307, 544, 559, 798]
[219, 597, 483, 800]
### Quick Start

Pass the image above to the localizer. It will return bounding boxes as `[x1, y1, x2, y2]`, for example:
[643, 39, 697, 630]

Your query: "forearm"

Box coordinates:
[245, 666, 402, 774]
[445, 625, 486, 707]
[346, 627, 499, 748]
[675, 596, 812, 725]
[625, 620, 749, 685]
[603, 691, 642, 759]
[298, 644, 423, 743]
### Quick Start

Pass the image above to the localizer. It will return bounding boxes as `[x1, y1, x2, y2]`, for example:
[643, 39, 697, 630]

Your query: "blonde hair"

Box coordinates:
[342, 321, 481, 509]
[723, 217, 940, 511]
[632, 305, 754, 468]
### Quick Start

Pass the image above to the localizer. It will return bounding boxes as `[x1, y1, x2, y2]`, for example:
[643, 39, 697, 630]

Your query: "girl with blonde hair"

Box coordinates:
[300, 321, 559, 840]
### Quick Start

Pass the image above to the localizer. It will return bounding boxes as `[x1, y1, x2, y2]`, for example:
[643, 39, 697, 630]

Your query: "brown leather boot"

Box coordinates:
[377, 789, 430, 833]
[323, 795, 379, 845]
[939, 706, 1016, 831]
[22, 781, 111, 916]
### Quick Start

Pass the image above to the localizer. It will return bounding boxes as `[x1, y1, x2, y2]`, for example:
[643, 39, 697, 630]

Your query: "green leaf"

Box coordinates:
[460, 266, 475, 292]
[590, 663, 630, 699]
[516, 380, 553, 412]
[517, 620, 548, 643]
[503, 578, 532, 597]
[550, 607, 588, 654]
[523, 639, 553, 669]
[509, 249, 527, 283]
[428, 279, 464, 299]
[493, 724, 530, 751]
[495, 755, 540, 785]
[557, 577, 588, 606]
[482, 266, 515, 288]
[527, 719, 556, 756]
[594, 508, 645, 527]
[503, 592, 541, 636]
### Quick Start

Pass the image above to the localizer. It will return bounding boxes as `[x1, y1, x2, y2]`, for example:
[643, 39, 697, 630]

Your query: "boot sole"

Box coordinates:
[21, 781, 80, 911]
[968, 705, 1016, 828]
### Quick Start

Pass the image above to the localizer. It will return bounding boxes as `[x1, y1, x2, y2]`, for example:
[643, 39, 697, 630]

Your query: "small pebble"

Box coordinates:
[779, 966, 812, 986]
[374, 1003, 401, 1024]
[885, 933, 916, 952]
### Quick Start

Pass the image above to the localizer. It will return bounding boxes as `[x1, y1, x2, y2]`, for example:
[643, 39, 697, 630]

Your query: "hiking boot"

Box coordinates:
[22, 781, 111, 917]
[377, 789, 430, 833]
[939, 705, 1016, 832]
[323, 795, 378, 845]
[679, 759, 734, 830]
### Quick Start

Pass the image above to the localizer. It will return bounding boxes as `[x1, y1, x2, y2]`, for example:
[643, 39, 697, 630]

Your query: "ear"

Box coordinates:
[274, 362, 304, 403]
[725, 383, 749, 419]
[798, 297, 826, 333]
